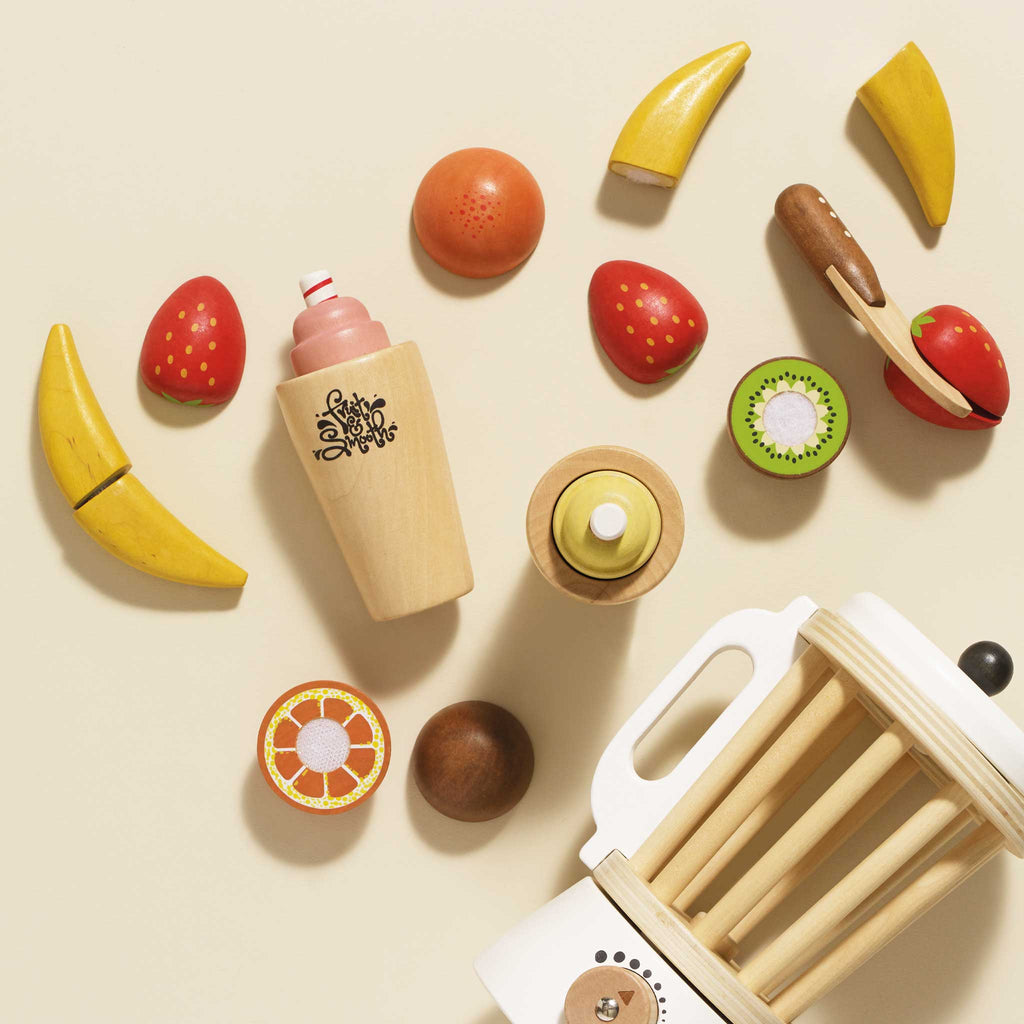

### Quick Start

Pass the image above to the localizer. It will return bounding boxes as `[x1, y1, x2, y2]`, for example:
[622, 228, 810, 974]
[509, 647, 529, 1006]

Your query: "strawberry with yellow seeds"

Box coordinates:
[884, 306, 1009, 429]
[258, 682, 391, 815]
[589, 260, 708, 383]
[140, 276, 245, 406]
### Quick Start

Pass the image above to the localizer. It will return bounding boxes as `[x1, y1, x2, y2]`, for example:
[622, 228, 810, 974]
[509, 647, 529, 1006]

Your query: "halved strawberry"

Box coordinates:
[140, 277, 245, 406]
[884, 306, 1009, 429]
[589, 260, 707, 383]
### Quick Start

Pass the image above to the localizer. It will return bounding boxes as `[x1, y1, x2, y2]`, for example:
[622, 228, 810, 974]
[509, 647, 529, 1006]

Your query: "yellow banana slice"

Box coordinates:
[608, 41, 750, 188]
[74, 474, 248, 587]
[39, 324, 130, 508]
[857, 42, 955, 227]
[39, 324, 247, 588]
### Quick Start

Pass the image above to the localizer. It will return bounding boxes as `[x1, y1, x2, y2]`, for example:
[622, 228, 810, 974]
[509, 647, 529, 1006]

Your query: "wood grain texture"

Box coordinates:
[632, 647, 833, 881]
[729, 754, 920, 944]
[826, 267, 971, 417]
[669, 699, 866, 912]
[651, 673, 861, 904]
[276, 342, 473, 621]
[856, 41, 955, 228]
[738, 782, 971, 995]
[691, 722, 915, 950]
[800, 610, 1024, 855]
[526, 446, 683, 604]
[595, 851, 784, 1024]
[773, 808, 977, 989]
[774, 185, 884, 314]
[769, 823, 1004, 1021]
[412, 701, 534, 822]
[826, 809, 972, 945]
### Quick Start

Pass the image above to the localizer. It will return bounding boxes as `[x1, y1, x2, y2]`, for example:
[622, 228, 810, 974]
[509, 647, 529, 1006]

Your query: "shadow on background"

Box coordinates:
[407, 212, 527, 297]
[820, 849, 1005, 1023]
[30, 390, 243, 612]
[596, 172, 674, 227]
[241, 761, 372, 866]
[405, 768, 511, 855]
[403, 563, 636, 858]
[469, 562, 636, 796]
[765, 219, 992, 498]
[844, 100, 941, 250]
[467, 1011, 510, 1024]
[253, 382, 458, 694]
[706, 428, 826, 538]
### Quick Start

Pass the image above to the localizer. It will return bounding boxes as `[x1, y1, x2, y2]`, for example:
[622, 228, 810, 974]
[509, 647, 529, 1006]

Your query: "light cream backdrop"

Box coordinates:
[3, 0, 1022, 1020]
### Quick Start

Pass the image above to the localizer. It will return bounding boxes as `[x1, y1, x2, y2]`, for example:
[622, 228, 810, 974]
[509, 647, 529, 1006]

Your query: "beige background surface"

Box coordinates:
[3, 1, 1023, 1021]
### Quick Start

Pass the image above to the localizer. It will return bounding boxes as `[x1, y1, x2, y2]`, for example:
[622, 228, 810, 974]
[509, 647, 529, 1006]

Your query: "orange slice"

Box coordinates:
[257, 681, 391, 814]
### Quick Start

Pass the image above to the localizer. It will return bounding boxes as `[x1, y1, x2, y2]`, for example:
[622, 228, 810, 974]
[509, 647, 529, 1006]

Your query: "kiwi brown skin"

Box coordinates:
[727, 356, 852, 480]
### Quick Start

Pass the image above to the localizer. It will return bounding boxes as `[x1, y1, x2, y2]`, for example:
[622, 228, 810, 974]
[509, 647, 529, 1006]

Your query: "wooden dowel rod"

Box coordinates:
[693, 722, 914, 950]
[739, 782, 971, 995]
[837, 809, 972, 939]
[770, 823, 1004, 1022]
[633, 647, 832, 880]
[776, 809, 976, 988]
[670, 700, 866, 913]
[730, 754, 920, 944]
[651, 671, 860, 902]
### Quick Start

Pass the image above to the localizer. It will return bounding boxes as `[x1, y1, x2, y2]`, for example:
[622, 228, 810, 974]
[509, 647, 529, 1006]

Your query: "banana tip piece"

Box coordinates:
[856, 41, 955, 227]
[39, 323, 248, 589]
[608, 41, 751, 188]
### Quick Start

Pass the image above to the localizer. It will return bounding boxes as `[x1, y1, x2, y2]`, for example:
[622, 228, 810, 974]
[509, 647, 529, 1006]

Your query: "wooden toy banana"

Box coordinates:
[38, 324, 247, 587]
[608, 42, 750, 188]
[856, 42, 955, 227]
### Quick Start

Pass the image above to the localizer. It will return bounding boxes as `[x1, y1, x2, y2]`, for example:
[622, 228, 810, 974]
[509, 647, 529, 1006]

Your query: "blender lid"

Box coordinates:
[837, 593, 1024, 796]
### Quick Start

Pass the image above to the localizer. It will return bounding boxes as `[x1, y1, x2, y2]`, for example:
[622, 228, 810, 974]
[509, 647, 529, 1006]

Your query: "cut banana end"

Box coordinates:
[74, 474, 248, 588]
[608, 41, 750, 188]
[38, 323, 247, 589]
[857, 42, 955, 227]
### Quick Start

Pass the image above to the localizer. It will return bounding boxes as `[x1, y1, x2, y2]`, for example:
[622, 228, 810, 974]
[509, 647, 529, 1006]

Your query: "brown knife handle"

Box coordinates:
[775, 184, 885, 315]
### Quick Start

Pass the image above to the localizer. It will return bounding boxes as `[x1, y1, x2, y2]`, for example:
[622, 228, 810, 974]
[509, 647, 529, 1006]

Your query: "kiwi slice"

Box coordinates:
[728, 357, 850, 478]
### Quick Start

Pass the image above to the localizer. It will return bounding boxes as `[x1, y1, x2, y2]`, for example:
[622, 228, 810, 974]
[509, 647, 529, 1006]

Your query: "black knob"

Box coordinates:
[958, 642, 1014, 696]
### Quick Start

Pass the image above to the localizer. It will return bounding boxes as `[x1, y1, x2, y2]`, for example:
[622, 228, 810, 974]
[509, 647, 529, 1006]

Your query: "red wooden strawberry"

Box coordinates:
[140, 277, 245, 406]
[589, 260, 707, 383]
[884, 305, 1009, 429]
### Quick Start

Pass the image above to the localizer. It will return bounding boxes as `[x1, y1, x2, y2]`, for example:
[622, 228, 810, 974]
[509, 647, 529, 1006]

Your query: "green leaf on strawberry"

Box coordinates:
[910, 312, 936, 338]
[161, 392, 204, 406]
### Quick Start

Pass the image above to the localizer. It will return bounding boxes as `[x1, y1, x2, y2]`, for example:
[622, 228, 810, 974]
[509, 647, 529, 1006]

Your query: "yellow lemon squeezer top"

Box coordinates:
[551, 470, 662, 580]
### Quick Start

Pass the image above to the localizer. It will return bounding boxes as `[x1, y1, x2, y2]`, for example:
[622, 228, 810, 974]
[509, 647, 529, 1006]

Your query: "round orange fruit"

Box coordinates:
[257, 681, 391, 814]
[413, 147, 545, 278]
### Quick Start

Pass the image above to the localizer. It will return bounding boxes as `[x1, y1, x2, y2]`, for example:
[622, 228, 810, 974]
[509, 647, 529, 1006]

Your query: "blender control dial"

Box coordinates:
[565, 966, 659, 1024]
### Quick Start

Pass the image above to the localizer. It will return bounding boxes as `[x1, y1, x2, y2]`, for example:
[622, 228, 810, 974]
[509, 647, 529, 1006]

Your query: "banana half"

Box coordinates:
[857, 42, 955, 227]
[609, 41, 751, 188]
[39, 324, 247, 588]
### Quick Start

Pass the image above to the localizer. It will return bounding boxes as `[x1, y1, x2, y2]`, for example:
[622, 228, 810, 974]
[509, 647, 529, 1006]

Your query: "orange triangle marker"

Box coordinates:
[619, 990, 635, 1006]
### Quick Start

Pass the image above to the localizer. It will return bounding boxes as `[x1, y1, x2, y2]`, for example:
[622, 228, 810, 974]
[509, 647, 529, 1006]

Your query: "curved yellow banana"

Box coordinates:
[608, 41, 750, 188]
[39, 324, 247, 588]
[857, 42, 955, 227]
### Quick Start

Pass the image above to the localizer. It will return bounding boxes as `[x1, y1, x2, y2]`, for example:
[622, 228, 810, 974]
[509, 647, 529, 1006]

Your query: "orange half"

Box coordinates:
[257, 681, 391, 814]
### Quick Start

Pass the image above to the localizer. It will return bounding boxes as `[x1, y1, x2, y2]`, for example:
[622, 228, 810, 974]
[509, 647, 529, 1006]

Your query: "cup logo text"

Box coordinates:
[313, 389, 398, 461]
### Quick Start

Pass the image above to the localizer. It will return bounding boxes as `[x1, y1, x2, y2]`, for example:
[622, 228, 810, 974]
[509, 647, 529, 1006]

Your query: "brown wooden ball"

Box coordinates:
[412, 701, 534, 822]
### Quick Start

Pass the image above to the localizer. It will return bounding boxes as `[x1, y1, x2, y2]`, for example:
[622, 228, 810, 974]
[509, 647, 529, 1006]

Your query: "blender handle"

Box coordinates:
[581, 596, 819, 869]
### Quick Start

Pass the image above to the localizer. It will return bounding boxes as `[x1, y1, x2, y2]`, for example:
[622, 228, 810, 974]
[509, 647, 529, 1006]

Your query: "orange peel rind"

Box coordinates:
[257, 681, 391, 815]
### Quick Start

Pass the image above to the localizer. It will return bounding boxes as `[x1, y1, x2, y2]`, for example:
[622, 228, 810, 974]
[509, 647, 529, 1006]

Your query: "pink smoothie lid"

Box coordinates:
[290, 270, 391, 376]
